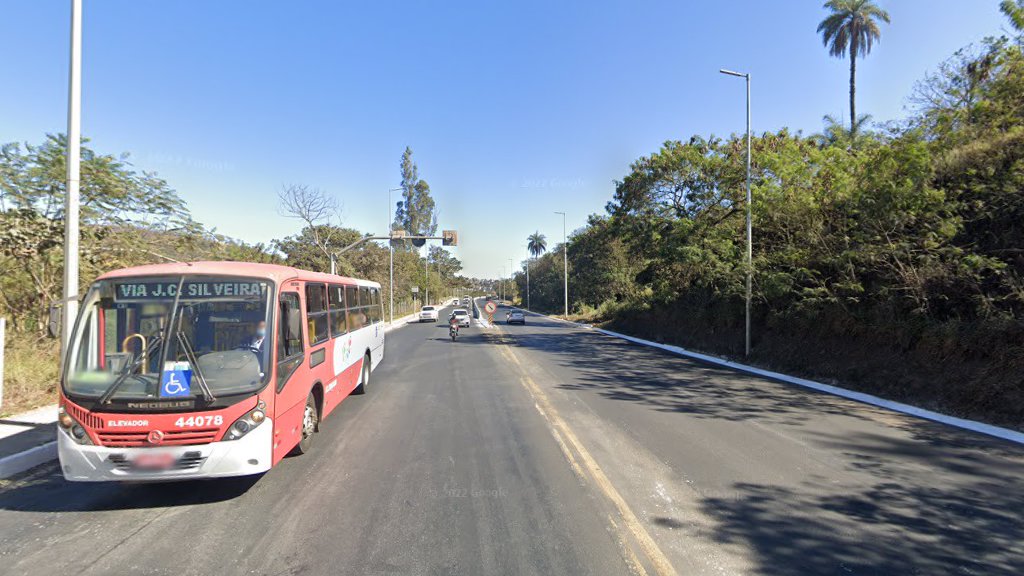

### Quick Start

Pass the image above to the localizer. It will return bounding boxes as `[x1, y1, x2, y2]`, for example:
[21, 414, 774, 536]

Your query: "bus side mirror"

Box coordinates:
[287, 308, 302, 341]
[48, 304, 61, 339]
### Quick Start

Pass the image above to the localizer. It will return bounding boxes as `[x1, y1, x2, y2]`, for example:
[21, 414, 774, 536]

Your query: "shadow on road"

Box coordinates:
[494, 315, 1024, 575]
[701, 466, 1022, 575]
[0, 465, 262, 512]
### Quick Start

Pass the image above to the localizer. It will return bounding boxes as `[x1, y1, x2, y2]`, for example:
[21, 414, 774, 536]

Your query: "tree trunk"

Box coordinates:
[849, 37, 858, 136]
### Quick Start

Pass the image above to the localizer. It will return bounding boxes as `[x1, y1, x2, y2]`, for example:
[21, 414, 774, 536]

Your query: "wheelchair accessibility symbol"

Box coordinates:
[160, 367, 192, 398]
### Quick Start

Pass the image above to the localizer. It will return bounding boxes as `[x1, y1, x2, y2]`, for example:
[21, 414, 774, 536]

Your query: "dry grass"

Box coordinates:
[1, 334, 59, 417]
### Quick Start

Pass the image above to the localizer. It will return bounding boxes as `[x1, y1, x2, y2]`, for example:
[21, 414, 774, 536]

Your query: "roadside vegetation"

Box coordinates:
[515, 1, 1024, 430]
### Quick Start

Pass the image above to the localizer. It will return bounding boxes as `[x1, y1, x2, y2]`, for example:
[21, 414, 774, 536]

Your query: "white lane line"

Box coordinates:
[497, 342, 678, 576]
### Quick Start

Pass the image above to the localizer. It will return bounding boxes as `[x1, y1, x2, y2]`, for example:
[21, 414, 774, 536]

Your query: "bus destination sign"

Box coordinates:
[114, 280, 267, 301]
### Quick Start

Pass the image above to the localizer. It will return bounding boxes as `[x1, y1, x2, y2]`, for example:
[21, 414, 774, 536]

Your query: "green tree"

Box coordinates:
[393, 147, 437, 244]
[1002, 0, 1024, 34]
[818, 0, 891, 135]
[0, 134, 198, 332]
[527, 231, 547, 258]
[813, 113, 876, 149]
[273, 225, 357, 273]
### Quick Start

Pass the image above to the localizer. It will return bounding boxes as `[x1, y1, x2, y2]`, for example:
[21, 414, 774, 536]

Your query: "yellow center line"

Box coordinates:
[496, 340, 679, 576]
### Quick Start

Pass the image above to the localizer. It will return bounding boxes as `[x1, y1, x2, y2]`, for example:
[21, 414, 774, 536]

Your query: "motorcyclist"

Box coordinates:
[449, 314, 460, 339]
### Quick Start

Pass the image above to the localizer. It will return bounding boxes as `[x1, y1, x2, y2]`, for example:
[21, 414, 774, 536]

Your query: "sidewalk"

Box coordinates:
[0, 405, 58, 479]
[0, 308, 427, 480]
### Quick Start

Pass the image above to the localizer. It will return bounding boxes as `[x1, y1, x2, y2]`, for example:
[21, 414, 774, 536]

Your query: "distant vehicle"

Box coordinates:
[419, 305, 439, 322]
[57, 262, 385, 482]
[507, 310, 526, 325]
[450, 308, 471, 327]
[462, 297, 471, 306]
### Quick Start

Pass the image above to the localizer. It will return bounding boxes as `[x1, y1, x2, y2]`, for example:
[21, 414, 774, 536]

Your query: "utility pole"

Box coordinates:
[720, 68, 752, 356]
[62, 0, 83, 353]
[555, 211, 567, 317]
[508, 258, 513, 303]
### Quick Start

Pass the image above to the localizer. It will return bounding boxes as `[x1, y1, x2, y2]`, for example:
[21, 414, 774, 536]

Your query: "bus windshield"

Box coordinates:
[64, 275, 273, 402]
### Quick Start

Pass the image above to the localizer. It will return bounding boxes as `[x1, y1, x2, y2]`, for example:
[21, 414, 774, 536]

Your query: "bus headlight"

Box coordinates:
[58, 410, 74, 429]
[224, 402, 266, 441]
[58, 407, 93, 445]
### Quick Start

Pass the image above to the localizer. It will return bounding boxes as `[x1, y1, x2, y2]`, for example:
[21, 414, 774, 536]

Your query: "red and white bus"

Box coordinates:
[57, 261, 385, 481]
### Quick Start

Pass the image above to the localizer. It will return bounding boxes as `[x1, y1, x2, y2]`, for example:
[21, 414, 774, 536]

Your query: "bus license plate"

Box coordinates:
[133, 453, 176, 470]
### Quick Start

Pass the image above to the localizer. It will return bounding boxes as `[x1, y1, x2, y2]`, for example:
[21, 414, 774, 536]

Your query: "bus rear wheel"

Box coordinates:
[353, 354, 370, 395]
[292, 393, 317, 455]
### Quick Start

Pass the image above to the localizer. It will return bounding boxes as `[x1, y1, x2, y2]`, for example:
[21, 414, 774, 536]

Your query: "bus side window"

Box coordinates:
[370, 288, 381, 323]
[305, 283, 329, 345]
[328, 284, 347, 337]
[358, 287, 370, 328]
[345, 286, 359, 331]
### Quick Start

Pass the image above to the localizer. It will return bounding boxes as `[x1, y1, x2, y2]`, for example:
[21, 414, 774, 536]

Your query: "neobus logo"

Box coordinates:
[126, 400, 193, 410]
[106, 419, 150, 428]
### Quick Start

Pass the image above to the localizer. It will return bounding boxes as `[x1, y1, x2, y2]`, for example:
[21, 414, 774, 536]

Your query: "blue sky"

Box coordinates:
[0, 1, 1011, 278]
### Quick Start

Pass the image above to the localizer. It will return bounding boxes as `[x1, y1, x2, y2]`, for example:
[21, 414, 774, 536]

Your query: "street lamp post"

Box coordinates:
[554, 211, 567, 317]
[388, 187, 403, 325]
[62, 0, 83, 354]
[508, 258, 513, 304]
[524, 245, 531, 311]
[720, 68, 752, 356]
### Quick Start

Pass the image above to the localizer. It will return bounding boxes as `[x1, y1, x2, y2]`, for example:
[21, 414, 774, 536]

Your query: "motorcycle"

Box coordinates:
[449, 321, 459, 341]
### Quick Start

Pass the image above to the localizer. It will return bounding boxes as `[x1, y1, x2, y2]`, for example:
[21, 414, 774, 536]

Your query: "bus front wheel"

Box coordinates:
[292, 393, 317, 455]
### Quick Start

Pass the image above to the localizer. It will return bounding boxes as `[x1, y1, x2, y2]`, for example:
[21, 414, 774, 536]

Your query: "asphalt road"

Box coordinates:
[1, 302, 1022, 575]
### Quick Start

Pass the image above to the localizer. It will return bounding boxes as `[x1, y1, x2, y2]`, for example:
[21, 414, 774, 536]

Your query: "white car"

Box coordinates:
[449, 308, 471, 327]
[419, 306, 439, 322]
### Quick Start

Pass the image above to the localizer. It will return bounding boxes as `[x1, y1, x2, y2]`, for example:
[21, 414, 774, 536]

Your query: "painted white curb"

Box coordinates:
[0, 441, 57, 479]
[524, 310, 1024, 446]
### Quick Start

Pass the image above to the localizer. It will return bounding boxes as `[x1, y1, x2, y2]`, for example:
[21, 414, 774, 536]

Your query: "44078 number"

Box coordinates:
[174, 415, 224, 428]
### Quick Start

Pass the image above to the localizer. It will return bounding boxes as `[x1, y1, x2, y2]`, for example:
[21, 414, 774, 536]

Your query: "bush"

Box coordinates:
[1, 334, 59, 417]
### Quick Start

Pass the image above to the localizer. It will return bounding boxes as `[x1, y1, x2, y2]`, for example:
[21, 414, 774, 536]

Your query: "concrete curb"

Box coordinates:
[384, 310, 424, 333]
[0, 441, 57, 479]
[522, 309, 1024, 446]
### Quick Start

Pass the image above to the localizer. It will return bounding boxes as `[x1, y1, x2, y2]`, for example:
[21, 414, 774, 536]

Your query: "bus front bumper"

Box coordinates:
[57, 419, 273, 482]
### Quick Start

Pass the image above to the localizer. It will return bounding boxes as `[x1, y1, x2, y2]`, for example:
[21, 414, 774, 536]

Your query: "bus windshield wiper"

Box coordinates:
[174, 327, 216, 402]
[97, 333, 163, 405]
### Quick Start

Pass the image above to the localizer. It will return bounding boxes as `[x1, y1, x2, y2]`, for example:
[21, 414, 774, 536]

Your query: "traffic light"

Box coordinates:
[442, 230, 458, 246]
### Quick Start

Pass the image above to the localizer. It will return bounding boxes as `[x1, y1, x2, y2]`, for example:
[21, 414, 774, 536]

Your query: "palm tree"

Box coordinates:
[818, 0, 890, 136]
[527, 232, 547, 259]
[813, 113, 873, 148]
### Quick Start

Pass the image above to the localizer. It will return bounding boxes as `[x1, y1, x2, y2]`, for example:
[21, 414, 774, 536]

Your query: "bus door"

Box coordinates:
[273, 289, 306, 462]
